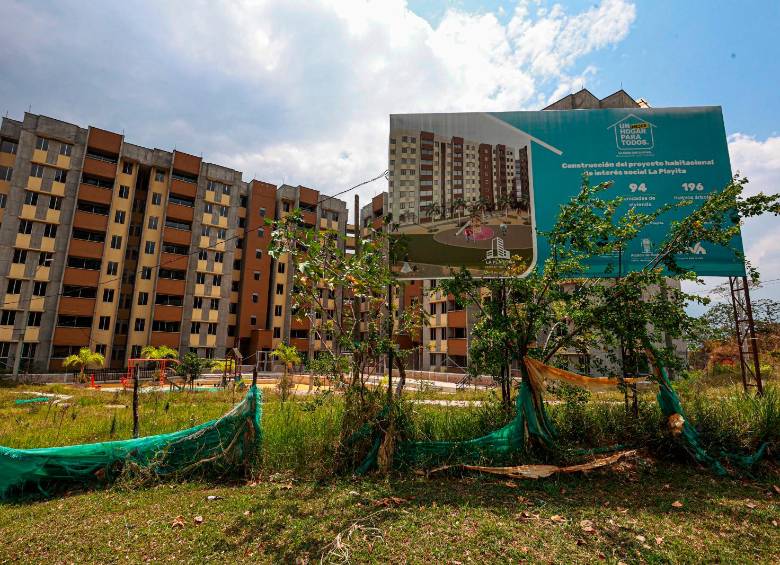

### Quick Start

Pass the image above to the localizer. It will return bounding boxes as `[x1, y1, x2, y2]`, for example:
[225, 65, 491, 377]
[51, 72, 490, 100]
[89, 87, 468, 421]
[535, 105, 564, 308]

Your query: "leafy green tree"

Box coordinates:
[140, 345, 179, 384]
[62, 347, 105, 383]
[176, 352, 213, 387]
[444, 174, 780, 425]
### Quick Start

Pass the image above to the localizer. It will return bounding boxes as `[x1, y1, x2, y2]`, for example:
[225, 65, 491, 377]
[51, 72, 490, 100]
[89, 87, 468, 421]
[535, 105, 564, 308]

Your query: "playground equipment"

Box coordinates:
[123, 358, 182, 391]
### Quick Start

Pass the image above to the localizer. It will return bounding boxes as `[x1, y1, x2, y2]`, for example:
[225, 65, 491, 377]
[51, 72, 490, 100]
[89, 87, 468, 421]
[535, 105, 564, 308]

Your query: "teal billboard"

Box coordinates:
[388, 107, 743, 279]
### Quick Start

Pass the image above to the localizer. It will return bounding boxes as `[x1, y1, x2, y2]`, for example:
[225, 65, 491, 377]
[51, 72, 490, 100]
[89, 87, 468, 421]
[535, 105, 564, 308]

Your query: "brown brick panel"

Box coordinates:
[73, 210, 109, 231]
[170, 178, 197, 199]
[420, 164, 433, 171]
[167, 202, 194, 222]
[58, 297, 96, 316]
[63, 267, 100, 286]
[291, 338, 309, 352]
[159, 252, 189, 271]
[238, 180, 277, 342]
[154, 305, 183, 322]
[421, 131, 434, 141]
[156, 278, 186, 295]
[87, 128, 122, 154]
[448, 338, 467, 356]
[298, 186, 319, 206]
[68, 239, 104, 260]
[150, 332, 181, 347]
[291, 318, 310, 330]
[77, 183, 113, 206]
[162, 227, 192, 246]
[447, 309, 467, 327]
[53, 327, 91, 346]
[372, 194, 384, 213]
[301, 210, 316, 226]
[172, 151, 201, 176]
[82, 156, 117, 179]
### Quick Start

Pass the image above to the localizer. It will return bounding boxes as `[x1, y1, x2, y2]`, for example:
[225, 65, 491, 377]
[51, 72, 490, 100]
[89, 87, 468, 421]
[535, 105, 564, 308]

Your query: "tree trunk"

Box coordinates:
[394, 356, 407, 397]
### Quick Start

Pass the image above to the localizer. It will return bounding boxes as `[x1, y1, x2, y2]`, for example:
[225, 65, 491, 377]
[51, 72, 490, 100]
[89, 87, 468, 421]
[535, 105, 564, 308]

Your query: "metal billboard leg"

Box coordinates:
[729, 276, 763, 395]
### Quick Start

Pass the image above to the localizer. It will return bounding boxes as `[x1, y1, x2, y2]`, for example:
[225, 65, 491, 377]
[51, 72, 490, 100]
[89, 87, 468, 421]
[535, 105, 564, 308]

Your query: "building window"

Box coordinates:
[274, 305, 282, 317]
[253, 271, 260, 281]
[229, 302, 237, 314]
[207, 323, 217, 335]
[107, 261, 118, 276]
[119, 185, 130, 198]
[6, 279, 22, 294]
[201, 225, 210, 237]
[198, 249, 208, 261]
[141, 266, 152, 280]
[277, 262, 286, 274]
[111, 235, 122, 249]
[32, 281, 46, 296]
[134, 318, 145, 332]
[212, 275, 222, 286]
[255, 249, 262, 259]
[259, 207, 266, 217]
[30, 164, 44, 178]
[144, 241, 155, 254]
[148, 216, 158, 229]
[214, 252, 223, 263]
[27, 311, 42, 327]
[98, 316, 111, 330]
[210, 298, 219, 309]
[49, 195, 62, 210]
[24, 190, 38, 206]
[152, 192, 162, 205]
[137, 292, 149, 306]
[114, 210, 126, 224]
[59, 143, 72, 156]
[122, 162, 133, 174]
[191, 322, 201, 334]
[0, 310, 17, 325]
[12, 249, 27, 264]
[155, 170, 165, 182]
[217, 228, 226, 239]
[193, 296, 203, 309]
[44, 223, 57, 238]
[252, 293, 259, 303]
[38, 252, 53, 267]
[273, 327, 281, 338]
[18, 220, 33, 234]
[95, 344, 107, 356]
[276, 284, 284, 295]
[204, 202, 213, 214]
[54, 169, 67, 183]
[35, 137, 49, 151]
[103, 288, 114, 302]
[196, 273, 206, 285]
[1, 139, 18, 154]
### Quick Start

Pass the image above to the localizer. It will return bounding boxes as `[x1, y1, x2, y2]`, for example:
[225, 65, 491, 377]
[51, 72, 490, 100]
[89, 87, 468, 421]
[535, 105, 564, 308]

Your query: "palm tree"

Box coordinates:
[63, 347, 105, 383]
[497, 194, 512, 218]
[271, 343, 301, 402]
[452, 197, 467, 222]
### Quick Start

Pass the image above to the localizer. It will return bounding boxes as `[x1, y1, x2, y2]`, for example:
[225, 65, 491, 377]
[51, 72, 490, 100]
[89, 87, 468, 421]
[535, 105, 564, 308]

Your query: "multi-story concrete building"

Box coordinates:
[0, 112, 353, 373]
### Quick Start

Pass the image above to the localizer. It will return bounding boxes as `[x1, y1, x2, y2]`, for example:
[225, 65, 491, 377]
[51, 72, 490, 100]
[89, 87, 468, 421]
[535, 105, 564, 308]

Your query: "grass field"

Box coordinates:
[0, 463, 778, 563]
[1, 379, 778, 563]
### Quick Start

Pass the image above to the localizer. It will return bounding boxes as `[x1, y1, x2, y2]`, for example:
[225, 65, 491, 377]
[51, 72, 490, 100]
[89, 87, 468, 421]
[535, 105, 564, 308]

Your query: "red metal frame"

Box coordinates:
[123, 358, 180, 389]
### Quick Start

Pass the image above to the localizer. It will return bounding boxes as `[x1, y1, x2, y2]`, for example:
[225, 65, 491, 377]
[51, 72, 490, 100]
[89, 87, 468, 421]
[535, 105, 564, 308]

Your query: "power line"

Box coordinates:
[1, 170, 389, 313]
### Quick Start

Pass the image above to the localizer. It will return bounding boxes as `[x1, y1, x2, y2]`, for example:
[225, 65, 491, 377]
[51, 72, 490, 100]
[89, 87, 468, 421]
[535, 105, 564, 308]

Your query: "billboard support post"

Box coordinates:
[729, 276, 763, 395]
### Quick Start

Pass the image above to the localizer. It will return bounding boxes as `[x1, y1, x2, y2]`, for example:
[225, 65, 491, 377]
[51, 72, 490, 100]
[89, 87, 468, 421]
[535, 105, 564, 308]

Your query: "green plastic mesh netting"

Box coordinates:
[0, 386, 262, 500]
[356, 354, 766, 475]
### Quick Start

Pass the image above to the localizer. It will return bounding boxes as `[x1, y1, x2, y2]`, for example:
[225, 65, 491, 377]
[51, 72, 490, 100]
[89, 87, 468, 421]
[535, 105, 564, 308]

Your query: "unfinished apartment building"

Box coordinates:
[0, 112, 356, 373]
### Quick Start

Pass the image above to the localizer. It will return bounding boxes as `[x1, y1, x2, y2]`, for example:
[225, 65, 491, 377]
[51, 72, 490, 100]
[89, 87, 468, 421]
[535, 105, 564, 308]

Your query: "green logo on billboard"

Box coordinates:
[609, 114, 655, 153]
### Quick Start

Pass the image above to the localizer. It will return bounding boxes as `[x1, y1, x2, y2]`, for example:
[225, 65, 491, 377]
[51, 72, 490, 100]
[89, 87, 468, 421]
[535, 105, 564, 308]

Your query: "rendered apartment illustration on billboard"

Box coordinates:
[389, 113, 560, 279]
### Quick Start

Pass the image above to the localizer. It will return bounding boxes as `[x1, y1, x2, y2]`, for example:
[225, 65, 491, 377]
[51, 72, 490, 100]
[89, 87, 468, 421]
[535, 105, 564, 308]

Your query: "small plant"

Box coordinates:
[271, 343, 301, 402]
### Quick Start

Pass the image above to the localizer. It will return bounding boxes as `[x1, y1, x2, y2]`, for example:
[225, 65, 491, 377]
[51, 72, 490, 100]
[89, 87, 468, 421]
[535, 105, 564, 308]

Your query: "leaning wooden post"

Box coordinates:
[132, 365, 140, 438]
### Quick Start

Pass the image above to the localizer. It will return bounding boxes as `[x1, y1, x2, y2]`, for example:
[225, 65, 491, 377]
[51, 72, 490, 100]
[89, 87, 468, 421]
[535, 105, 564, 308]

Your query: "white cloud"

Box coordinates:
[154, 0, 636, 206]
[684, 134, 780, 309]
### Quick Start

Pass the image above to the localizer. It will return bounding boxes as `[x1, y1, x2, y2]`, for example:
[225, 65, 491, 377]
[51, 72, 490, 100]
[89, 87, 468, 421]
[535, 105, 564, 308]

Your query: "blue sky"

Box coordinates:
[1, 0, 777, 306]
